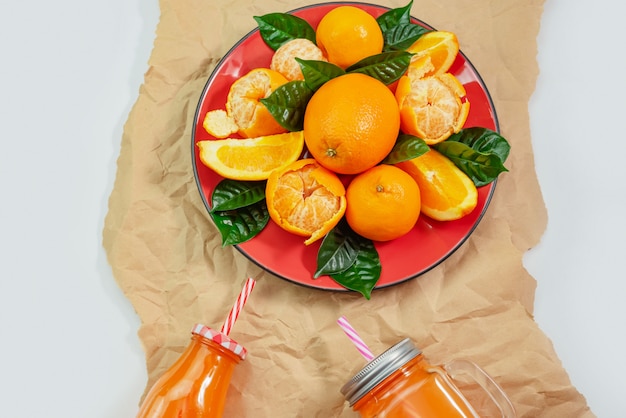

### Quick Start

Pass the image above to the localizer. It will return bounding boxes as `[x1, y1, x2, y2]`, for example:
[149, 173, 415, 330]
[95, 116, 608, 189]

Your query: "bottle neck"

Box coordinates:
[191, 333, 242, 365]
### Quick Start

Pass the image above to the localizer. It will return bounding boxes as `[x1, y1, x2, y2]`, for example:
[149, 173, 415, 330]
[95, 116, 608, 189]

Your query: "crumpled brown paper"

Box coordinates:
[102, 0, 594, 416]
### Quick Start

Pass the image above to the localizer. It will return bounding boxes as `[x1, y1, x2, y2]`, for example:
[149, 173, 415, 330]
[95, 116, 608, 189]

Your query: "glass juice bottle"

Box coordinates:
[136, 323, 246, 418]
[341, 338, 516, 418]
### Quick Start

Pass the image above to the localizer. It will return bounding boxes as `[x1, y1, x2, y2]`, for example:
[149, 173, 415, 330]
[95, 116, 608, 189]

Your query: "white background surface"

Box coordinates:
[1, 0, 624, 417]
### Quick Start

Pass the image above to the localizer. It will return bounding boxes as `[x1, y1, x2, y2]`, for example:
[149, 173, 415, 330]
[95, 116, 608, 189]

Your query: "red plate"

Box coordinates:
[192, 2, 498, 291]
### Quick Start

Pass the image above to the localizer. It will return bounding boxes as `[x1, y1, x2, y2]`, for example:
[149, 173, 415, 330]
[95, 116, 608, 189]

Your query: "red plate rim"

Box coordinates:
[191, 2, 500, 292]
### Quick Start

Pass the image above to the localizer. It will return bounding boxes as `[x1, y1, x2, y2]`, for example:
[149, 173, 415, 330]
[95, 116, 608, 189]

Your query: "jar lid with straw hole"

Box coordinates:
[340, 338, 421, 406]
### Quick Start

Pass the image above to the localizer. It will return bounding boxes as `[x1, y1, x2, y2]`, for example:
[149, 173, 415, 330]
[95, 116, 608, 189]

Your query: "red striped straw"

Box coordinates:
[337, 316, 375, 362]
[220, 278, 256, 335]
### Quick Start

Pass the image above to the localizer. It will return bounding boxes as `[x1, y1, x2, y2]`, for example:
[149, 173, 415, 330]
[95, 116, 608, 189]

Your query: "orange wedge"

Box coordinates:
[396, 148, 477, 221]
[395, 72, 470, 144]
[197, 131, 304, 181]
[407, 31, 459, 78]
[266, 158, 346, 245]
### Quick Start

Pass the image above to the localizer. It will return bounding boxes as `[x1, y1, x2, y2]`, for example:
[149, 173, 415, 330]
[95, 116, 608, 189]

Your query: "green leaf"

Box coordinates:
[253, 13, 316, 50]
[376, 1, 429, 51]
[376, 0, 413, 32]
[434, 140, 509, 187]
[383, 23, 429, 51]
[315, 221, 381, 299]
[314, 222, 360, 277]
[445, 127, 511, 163]
[260, 81, 314, 131]
[210, 201, 270, 246]
[346, 51, 413, 85]
[210, 179, 266, 212]
[331, 242, 381, 300]
[382, 134, 430, 164]
[296, 58, 345, 91]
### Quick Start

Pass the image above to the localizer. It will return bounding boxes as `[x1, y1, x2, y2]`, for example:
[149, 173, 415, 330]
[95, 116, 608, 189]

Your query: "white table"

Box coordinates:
[1, 0, 623, 416]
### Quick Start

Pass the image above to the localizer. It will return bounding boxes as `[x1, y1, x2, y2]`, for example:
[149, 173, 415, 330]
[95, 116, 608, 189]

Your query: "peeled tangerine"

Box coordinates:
[395, 72, 469, 145]
[396, 148, 477, 221]
[270, 38, 327, 81]
[265, 159, 346, 245]
[203, 68, 289, 139]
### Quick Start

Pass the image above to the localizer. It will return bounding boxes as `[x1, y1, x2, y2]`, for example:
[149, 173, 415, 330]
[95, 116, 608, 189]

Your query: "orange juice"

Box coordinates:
[342, 339, 515, 418]
[352, 355, 478, 417]
[136, 324, 246, 418]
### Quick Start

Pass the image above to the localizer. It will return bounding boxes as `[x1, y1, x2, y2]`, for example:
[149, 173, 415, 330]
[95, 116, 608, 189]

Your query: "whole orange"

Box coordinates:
[315, 6, 384, 69]
[303, 73, 400, 175]
[345, 164, 421, 242]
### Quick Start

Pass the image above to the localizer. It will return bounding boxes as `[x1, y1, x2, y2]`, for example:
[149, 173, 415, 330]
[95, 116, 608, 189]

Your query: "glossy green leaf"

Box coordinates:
[296, 58, 345, 91]
[315, 221, 381, 299]
[210, 179, 266, 212]
[314, 222, 360, 277]
[382, 134, 430, 164]
[376, 0, 413, 31]
[376, 1, 429, 51]
[445, 127, 511, 163]
[382, 23, 429, 51]
[330, 240, 381, 300]
[434, 140, 508, 187]
[260, 81, 314, 131]
[210, 201, 269, 246]
[346, 51, 413, 85]
[253, 13, 316, 50]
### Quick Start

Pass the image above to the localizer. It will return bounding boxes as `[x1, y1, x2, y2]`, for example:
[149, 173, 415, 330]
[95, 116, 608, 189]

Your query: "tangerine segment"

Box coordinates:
[197, 131, 304, 181]
[303, 73, 400, 175]
[271, 38, 327, 81]
[266, 158, 346, 245]
[396, 148, 477, 221]
[202, 109, 239, 139]
[346, 165, 420, 242]
[226, 68, 289, 138]
[315, 6, 384, 69]
[407, 31, 460, 78]
[395, 73, 470, 144]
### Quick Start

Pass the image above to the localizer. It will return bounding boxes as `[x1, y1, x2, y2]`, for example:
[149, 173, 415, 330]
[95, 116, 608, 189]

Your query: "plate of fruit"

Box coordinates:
[192, 1, 510, 298]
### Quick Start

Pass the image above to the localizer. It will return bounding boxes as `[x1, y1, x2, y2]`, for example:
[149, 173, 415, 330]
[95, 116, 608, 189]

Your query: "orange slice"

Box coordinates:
[395, 73, 470, 144]
[197, 131, 304, 181]
[407, 31, 460, 78]
[396, 148, 477, 221]
[266, 158, 346, 245]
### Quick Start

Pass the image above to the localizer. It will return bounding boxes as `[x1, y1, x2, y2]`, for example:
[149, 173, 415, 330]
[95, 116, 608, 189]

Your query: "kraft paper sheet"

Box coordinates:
[103, 0, 594, 416]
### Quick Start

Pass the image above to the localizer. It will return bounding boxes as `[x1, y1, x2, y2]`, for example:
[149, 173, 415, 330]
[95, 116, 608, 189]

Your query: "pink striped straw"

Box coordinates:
[220, 278, 256, 335]
[337, 316, 375, 362]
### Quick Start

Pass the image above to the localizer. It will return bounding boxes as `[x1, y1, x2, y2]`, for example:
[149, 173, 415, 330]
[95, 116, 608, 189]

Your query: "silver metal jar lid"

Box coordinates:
[340, 338, 422, 406]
